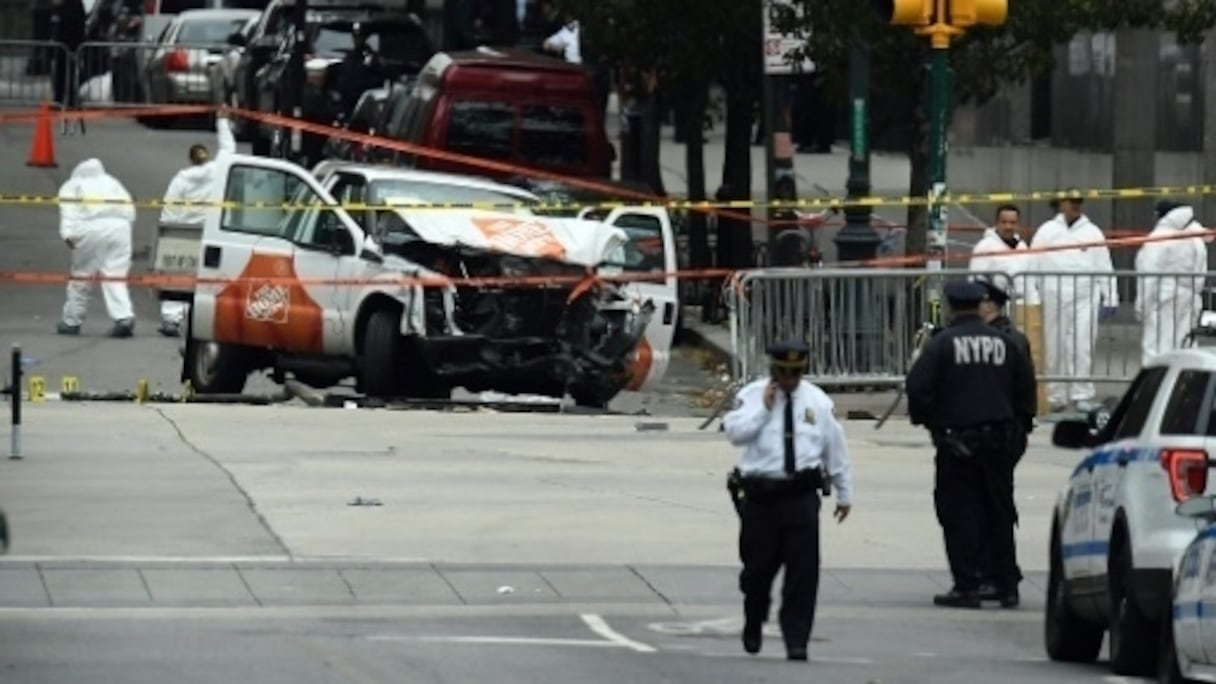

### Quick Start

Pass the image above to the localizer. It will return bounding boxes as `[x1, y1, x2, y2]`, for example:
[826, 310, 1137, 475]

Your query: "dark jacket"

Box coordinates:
[906, 313, 1037, 430]
[50, 0, 87, 50]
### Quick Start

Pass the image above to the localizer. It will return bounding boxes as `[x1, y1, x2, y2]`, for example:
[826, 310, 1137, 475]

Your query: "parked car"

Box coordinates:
[138, 8, 260, 124]
[106, 0, 269, 103]
[230, 0, 392, 151]
[383, 48, 614, 183]
[1161, 495, 1216, 684]
[177, 153, 673, 407]
[1047, 350, 1216, 676]
[205, 13, 258, 136]
[251, 13, 434, 160]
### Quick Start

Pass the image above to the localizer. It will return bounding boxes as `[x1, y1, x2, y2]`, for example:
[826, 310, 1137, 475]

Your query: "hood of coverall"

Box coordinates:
[172, 160, 218, 195]
[1158, 204, 1195, 231]
[60, 158, 135, 227]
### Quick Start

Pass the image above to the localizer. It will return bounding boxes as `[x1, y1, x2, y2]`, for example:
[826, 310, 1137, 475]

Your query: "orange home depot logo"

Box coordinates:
[624, 337, 653, 392]
[213, 253, 324, 354]
[472, 217, 567, 261]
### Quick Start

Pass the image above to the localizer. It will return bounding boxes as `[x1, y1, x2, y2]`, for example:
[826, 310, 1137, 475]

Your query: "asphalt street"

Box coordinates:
[0, 114, 1146, 684]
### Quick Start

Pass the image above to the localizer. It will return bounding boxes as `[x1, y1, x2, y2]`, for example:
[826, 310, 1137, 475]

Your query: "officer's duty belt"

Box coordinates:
[738, 469, 823, 502]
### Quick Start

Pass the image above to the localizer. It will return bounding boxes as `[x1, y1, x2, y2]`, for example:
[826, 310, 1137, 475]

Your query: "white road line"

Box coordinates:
[0, 555, 294, 563]
[580, 613, 658, 653]
[368, 635, 619, 648]
[810, 655, 875, 665]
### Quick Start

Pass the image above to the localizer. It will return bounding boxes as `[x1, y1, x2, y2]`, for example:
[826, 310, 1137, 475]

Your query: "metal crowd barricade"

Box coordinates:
[0, 39, 70, 105]
[727, 268, 1015, 387]
[74, 40, 229, 109]
[1010, 269, 1216, 402]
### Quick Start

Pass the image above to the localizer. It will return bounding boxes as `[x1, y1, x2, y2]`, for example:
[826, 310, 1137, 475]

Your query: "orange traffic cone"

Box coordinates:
[26, 101, 57, 168]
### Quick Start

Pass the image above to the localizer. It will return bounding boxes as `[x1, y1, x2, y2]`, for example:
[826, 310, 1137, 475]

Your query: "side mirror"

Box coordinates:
[1052, 419, 1097, 449]
[1176, 496, 1216, 522]
[1087, 405, 1112, 432]
[227, 31, 247, 47]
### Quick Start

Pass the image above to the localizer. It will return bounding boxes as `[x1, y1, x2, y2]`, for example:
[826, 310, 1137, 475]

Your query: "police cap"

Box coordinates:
[974, 278, 1010, 307]
[767, 339, 810, 370]
[943, 280, 986, 306]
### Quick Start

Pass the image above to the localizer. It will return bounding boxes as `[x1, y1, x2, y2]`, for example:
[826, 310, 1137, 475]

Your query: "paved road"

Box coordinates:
[0, 116, 724, 416]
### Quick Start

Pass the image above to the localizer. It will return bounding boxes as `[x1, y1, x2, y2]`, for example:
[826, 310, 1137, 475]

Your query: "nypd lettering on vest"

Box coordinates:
[952, 335, 1007, 365]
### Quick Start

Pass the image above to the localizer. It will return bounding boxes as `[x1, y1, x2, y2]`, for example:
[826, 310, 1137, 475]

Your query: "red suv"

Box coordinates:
[384, 47, 613, 182]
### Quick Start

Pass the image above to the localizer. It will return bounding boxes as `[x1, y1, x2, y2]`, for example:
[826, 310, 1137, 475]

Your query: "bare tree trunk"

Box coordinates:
[719, 87, 755, 269]
[684, 80, 710, 269]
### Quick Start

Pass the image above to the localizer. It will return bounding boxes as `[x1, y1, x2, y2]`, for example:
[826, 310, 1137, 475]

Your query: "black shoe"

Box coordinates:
[158, 322, 180, 338]
[108, 318, 135, 338]
[56, 321, 81, 335]
[999, 588, 1019, 608]
[979, 582, 1019, 608]
[978, 582, 1000, 601]
[933, 588, 982, 609]
[742, 621, 762, 655]
[786, 647, 808, 661]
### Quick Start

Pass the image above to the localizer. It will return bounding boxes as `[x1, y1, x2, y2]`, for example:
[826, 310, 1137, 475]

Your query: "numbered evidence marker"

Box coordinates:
[27, 376, 45, 402]
[61, 376, 79, 394]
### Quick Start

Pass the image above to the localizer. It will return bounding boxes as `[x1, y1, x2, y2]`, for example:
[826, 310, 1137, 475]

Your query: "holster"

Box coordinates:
[726, 468, 744, 516]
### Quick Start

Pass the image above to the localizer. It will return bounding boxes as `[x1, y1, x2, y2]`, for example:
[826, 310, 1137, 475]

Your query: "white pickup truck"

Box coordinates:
[177, 155, 680, 406]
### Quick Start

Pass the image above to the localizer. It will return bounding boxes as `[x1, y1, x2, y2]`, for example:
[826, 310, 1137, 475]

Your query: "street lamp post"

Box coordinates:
[833, 38, 881, 263]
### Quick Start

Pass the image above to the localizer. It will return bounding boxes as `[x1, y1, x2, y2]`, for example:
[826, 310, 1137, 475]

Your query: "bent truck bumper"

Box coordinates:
[418, 334, 632, 397]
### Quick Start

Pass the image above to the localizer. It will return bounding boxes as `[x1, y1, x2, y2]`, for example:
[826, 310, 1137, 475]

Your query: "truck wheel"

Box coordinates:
[185, 339, 249, 394]
[361, 309, 406, 398]
[1045, 530, 1104, 663]
[1110, 542, 1159, 676]
[569, 384, 617, 410]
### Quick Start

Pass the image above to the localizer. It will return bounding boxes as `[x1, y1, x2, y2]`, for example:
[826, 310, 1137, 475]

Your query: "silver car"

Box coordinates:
[142, 8, 261, 114]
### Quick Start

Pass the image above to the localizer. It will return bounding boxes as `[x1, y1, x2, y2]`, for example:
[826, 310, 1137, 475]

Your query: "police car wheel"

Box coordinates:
[1158, 617, 1192, 684]
[1110, 543, 1160, 676]
[1045, 530, 1103, 662]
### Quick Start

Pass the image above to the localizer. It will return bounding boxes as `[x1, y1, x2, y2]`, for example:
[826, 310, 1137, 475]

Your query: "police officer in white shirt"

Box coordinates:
[723, 339, 853, 661]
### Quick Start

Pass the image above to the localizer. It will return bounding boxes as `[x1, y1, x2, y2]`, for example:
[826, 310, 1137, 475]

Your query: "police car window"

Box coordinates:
[313, 28, 354, 54]
[1161, 370, 1215, 435]
[518, 105, 587, 166]
[1109, 366, 1168, 440]
[603, 213, 666, 273]
[446, 101, 514, 160]
[221, 165, 305, 238]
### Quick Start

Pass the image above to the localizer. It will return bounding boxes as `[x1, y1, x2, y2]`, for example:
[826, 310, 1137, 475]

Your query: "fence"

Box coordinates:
[0, 38, 231, 109]
[728, 268, 1216, 395]
[0, 39, 69, 106]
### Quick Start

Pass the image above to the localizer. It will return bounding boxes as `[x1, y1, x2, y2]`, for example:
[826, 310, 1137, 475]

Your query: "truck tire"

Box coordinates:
[1110, 542, 1159, 676]
[184, 339, 249, 394]
[1045, 530, 1104, 663]
[361, 309, 406, 399]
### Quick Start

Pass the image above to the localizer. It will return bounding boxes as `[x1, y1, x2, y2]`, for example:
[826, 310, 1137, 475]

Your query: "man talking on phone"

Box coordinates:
[723, 339, 854, 661]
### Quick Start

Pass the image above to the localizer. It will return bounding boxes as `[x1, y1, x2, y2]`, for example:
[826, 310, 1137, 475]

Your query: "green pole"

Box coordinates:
[925, 45, 953, 325]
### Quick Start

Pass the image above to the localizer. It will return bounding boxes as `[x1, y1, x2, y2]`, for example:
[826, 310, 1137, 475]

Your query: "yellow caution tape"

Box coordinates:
[0, 184, 1212, 212]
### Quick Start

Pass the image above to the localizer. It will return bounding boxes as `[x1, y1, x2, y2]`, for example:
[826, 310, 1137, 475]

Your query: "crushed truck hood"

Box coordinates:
[389, 209, 630, 268]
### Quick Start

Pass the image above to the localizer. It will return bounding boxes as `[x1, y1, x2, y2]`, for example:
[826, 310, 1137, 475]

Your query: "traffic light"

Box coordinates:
[874, 0, 933, 26]
[948, 0, 1007, 27]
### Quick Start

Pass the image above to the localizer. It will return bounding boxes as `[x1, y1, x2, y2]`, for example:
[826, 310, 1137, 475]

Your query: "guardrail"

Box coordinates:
[728, 268, 1216, 397]
[0, 39, 69, 106]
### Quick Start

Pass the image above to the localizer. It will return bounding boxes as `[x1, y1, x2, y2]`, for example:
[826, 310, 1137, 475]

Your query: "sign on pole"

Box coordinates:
[763, 0, 814, 75]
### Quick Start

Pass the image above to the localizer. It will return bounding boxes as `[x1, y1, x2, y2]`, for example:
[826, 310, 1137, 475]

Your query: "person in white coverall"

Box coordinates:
[968, 203, 1040, 306]
[56, 158, 137, 338]
[156, 112, 235, 336]
[1030, 192, 1118, 413]
[1135, 201, 1212, 365]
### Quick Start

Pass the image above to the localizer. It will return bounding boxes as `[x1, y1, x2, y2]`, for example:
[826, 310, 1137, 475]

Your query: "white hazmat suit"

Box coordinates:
[58, 158, 136, 335]
[1030, 212, 1117, 409]
[1134, 204, 1212, 365]
[968, 228, 1041, 305]
[158, 116, 236, 333]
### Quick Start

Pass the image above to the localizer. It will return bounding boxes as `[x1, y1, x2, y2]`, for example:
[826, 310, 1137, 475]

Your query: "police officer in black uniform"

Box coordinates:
[906, 281, 1037, 608]
[723, 340, 854, 660]
[974, 277, 1037, 605]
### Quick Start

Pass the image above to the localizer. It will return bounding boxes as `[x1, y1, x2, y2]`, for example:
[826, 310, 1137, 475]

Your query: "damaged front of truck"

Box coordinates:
[372, 209, 655, 404]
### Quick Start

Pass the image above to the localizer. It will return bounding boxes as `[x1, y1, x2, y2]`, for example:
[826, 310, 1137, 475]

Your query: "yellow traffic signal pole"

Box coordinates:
[918, 0, 963, 325]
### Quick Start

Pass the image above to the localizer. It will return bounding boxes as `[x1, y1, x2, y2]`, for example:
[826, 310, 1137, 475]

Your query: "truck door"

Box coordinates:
[600, 207, 679, 392]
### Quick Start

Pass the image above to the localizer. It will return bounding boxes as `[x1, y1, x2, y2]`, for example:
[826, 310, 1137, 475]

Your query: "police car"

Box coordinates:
[1047, 349, 1216, 677]
[1163, 495, 1216, 683]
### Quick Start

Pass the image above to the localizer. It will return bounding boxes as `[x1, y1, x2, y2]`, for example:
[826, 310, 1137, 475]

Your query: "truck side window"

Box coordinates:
[221, 164, 307, 238]
[519, 104, 587, 166]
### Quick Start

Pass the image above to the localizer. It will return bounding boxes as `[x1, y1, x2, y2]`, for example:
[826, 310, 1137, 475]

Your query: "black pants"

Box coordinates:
[738, 492, 821, 649]
[51, 50, 76, 109]
[934, 429, 1020, 592]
